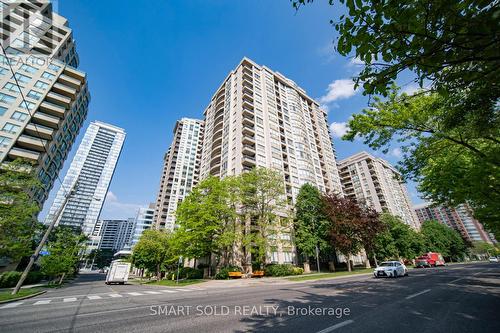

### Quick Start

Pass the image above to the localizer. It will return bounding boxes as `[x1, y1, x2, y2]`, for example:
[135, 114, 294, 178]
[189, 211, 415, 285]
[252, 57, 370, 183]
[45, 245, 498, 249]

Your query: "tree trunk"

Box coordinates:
[347, 255, 352, 272]
[58, 273, 66, 285]
[303, 259, 311, 274]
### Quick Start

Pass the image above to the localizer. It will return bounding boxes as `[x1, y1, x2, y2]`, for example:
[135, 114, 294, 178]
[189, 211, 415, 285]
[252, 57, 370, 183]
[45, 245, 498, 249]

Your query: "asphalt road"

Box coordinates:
[0, 262, 499, 333]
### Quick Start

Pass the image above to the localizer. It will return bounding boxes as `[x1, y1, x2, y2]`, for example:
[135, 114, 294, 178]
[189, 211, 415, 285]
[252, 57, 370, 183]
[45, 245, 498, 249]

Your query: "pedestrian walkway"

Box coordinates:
[0, 287, 205, 310]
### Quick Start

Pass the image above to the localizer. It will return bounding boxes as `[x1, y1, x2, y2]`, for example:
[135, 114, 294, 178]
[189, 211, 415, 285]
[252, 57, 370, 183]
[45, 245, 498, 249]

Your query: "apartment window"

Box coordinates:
[48, 63, 61, 72]
[27, 90, 42, 100]
[34, 80, 49, 90]
[2, 122, 20, 134]
[0, 135, 12, 147]
[19, 101, 36, 110]
[41, 72, 55, 80]
[11, 111, 28, 121]
[14, 73, 31, 84]
[20, 64, 38, 74]
[0, 106, 6, 116]
[4, 82, 21, 93]
[0, 67, 8, 75]
[0, 92, 16, 104]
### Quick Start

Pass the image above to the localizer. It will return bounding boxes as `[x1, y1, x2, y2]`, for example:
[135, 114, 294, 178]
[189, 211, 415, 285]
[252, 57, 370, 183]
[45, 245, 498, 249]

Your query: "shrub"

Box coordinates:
[214, 265, 242, 280]
[0, 271, 45, 288]
[264, 264, 303, 277]
[175, 267, 203, 280]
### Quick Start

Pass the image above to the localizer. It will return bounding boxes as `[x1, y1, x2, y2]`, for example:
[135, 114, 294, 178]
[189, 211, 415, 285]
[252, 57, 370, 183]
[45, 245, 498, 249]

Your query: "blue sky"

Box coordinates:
[40, 0, 423, 219]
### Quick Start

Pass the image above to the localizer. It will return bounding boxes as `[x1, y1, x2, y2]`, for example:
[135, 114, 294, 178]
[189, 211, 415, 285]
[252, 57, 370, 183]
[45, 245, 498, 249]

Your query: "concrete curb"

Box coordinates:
[0, 290, 46, 304]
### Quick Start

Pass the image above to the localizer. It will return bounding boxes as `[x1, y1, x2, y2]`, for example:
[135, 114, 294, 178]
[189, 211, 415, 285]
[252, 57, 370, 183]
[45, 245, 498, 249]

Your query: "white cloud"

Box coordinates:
[401, 83, 420, 96]
[329, 122, 349, 138]
[319, 79, 357, 104]
[100, 191, 143, 219]
[348, 57, 364, 66]
[389, 147, 403, 158]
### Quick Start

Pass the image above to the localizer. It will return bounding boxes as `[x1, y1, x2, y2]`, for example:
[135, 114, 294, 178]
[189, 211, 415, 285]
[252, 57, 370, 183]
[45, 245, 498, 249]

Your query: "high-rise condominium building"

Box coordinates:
[0, 1, 90, 203]
[339, 151, 419, 229]
[199, 57, 343, 264]
[45, 121, 125, 249]
[129, 203, 155, 248]
[414, 203, 495, 244]
[98, 218, 135, 251]
[154, 118, 203, 230]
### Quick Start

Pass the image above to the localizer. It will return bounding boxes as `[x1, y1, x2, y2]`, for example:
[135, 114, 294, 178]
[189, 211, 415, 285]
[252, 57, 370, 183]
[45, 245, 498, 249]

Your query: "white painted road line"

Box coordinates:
[144, 291, 162, 295]
[405, 289, 431, 300]
[316, 320, 354, 333]
[108, 294, 123, 298]
[0, 301, 24, 309]
[174, 288, 192, 292]
[448, 277, 467, 284]
[159, 290, 177, 293]
[127, 292, 144, 296]
[63, 297, 77, 302]
[87, 295, 102, 300]
[33, 300, 52, 305]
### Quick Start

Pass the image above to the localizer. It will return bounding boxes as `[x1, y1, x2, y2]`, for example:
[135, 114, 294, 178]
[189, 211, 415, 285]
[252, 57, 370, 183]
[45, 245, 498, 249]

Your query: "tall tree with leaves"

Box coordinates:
[0, 159, 42, 261]
[294, 184, 330, 272]
[421, 220, 467, 260]
[132, 229, 177, 279]
[239, 168, 289, 268]
[322, 193, 382, 271]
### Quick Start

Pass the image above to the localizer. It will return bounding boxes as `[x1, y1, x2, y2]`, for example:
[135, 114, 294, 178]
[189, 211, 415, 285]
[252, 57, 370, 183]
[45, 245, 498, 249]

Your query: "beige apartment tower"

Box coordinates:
[154, 118, 204, 231]
[339, 151, 419, 229]
[199, 57, 343, 265]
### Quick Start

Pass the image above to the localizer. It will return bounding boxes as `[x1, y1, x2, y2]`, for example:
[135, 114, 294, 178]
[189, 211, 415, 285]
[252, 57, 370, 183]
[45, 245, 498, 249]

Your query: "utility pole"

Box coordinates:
[12, 183, 76, 295]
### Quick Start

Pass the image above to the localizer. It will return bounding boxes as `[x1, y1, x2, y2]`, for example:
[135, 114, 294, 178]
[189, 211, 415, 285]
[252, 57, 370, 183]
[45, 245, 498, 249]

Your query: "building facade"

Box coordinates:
[98, 218, 135, 251]
[414, 203, 495, 244]
[129, 203, 155, 248]
[0, 1, 90, 203]
[198, 57, 343, 264]
[44, 121, 125, 249]
[339, 151, 419, 229]
[153, 118, 203, 231]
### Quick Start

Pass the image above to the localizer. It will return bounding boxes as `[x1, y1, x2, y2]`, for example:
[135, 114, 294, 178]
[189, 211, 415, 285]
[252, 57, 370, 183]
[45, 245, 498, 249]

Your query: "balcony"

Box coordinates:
[24, 123, 54, 140]
[242, 154, 256, 167]
[52, 83, 77, 99]
[8, 147, 40, 162]
[63, 66, 86, 82]
[57, 74, 82, 90]
[16, 135, 48, 152]
[46, 92, 72, 107]
[242, 124, 255, 135]
[242, 134, 255, 144]
[32, 112, 60, 129]
[242, 143, 255, 155]
[39, 101, 66, 118]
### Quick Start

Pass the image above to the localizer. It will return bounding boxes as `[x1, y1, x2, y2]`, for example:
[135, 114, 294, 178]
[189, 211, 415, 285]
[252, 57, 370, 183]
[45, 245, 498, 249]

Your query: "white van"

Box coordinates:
[105, 260, 131, 285]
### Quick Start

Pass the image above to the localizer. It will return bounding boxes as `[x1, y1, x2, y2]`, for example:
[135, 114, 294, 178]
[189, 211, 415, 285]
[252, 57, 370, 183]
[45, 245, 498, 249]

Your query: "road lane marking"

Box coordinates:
[144, 291, 162, 295]
[174, 288, 192, 291]
[108, 294, 123, 298]
[448, 277, 466, 284]
[127, 292, 144, 296]
[316, 320, 354, 333]
[159, 290, 177, 293]
[63, 297, 77, 302]
[0, 301, 24, 309]
[87, 295, 102, 300]
[405, 289, 431, 299]
[33, 300, 52, 305]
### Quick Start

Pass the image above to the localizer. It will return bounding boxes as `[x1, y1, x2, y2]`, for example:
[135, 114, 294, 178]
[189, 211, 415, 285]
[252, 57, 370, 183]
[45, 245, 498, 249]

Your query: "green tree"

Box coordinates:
[132, 229, 177, 279]
[0, 159, 42, 260]
[294, 184, 331, 272]
[470, 241, 499, 258]
[173, 176, 238, 270]
[374, 213, 424, 261]
[87, 249, 114, 269]
[239, 168, 289, 268]
[344, 91, 500, 238]
[40, 226, 87, 284]
[421, 220, 467, 260]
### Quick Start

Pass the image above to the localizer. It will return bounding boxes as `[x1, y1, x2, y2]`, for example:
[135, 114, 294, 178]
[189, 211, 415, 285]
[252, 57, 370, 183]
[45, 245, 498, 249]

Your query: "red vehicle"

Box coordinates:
[415, 252, 446, 268]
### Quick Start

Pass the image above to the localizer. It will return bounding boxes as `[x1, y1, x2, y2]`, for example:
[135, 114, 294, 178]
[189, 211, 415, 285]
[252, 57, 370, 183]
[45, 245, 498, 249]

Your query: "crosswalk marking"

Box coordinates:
[144, 291, 161, 295]
[174, 288, 192, 292]
[159, 289, 177, 293]
[0, 301, 24, 309]
[87, 295, 102, 300]
[108, 294, 123, 298]
[33, 300, 52, 305]
[63, 297, 77, 302]
[127, 292, 144, 296]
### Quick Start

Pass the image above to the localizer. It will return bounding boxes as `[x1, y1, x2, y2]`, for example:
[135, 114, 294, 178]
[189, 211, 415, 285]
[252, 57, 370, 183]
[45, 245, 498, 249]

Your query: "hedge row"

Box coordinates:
[0, 271, 45, 288]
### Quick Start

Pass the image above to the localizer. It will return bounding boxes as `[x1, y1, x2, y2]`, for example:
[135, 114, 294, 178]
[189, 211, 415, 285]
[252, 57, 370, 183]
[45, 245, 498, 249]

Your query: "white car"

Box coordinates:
[374, 261, 408, 278]
[489, 257, 499, 263]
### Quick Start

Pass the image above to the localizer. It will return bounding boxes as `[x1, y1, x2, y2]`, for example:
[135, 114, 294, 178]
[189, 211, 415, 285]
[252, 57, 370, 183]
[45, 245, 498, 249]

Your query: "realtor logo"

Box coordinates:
[0, 0, 59, 56]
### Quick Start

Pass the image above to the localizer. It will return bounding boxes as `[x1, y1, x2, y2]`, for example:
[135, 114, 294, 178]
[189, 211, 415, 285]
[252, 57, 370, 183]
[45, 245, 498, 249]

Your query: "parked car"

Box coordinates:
[489, 257, 499, 263]
[415, 252, 446, 268]
[374, 261, 408, 278]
